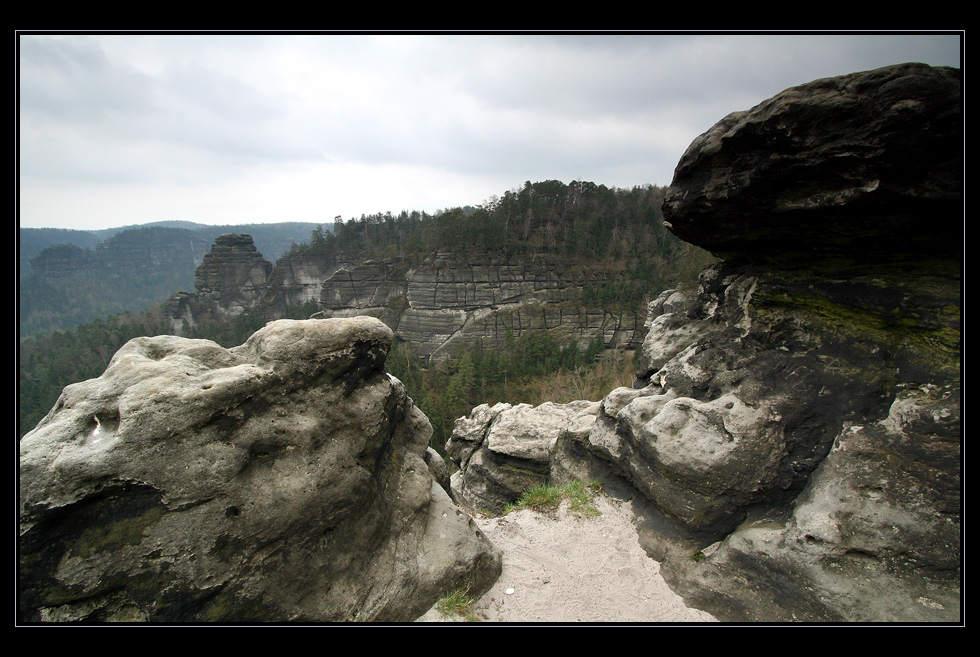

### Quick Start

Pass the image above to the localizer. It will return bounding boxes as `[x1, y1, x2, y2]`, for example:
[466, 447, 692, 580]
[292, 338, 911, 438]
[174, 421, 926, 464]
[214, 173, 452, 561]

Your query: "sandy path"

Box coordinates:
[415, 494, 717, 624]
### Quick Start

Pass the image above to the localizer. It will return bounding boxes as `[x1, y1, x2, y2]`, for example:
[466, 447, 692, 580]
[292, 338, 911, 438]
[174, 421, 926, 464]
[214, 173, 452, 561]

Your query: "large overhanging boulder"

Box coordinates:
[616, 63, 962, 622]
[663, 62, 962, 266]
[19, 317, 501, 623]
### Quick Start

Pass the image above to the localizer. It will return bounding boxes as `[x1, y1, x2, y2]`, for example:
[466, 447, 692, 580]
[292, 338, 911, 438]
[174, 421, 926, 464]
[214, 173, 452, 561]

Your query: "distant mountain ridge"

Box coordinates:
[19, 221, 324, 336]
[20, 221, 324, 277]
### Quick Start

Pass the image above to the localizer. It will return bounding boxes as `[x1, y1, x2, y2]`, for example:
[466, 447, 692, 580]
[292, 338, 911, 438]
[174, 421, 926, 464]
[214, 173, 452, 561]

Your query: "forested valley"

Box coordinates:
[19, 180, 715, 447]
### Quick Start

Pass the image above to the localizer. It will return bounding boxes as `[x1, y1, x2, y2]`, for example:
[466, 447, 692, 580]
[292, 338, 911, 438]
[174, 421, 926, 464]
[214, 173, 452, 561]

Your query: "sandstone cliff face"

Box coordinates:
[449, 63, 961, 622]
[167, 241, 646, 364]
[317, 254, 645, 364]
[19, 317, 501, 622]
[192, 233, 275, 315]
[267, 251, 343, 310]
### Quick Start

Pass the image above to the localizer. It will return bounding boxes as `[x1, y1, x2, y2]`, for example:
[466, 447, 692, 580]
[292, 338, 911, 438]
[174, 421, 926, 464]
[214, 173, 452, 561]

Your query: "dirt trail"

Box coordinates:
[415, 495, 718, 624]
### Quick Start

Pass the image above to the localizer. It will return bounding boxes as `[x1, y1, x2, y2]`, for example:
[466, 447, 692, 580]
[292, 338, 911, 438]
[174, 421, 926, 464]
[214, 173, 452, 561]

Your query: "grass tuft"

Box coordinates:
[435, 586, 484, 622]
[507, 478, 604, 518]
[515, 483, 564, 511]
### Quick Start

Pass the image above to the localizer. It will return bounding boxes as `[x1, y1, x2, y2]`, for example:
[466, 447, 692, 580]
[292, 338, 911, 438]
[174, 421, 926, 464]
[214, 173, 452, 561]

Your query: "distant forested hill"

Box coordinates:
[18, 221, 322, 336]
[20, 220, 322, 279]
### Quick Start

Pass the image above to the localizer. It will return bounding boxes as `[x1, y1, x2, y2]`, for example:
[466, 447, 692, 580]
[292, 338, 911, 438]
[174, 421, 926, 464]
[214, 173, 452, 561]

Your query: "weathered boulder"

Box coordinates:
[634, 286, 705, 387]
[586, 258, 960, 535]
[446, 400, 600, 513]
[19, 317, 501, 623]
[663, 62, 962, 266]
[679, 382, 960, 622]
[645, 288, 694, 325]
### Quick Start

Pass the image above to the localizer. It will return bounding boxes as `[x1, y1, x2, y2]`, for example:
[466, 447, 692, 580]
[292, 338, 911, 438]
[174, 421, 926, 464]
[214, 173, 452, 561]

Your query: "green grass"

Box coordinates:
[512, 484, 563, 512]
[504, 479, 604, 518]
[564, 479, 604, 518]
[435, 586, 484, 622]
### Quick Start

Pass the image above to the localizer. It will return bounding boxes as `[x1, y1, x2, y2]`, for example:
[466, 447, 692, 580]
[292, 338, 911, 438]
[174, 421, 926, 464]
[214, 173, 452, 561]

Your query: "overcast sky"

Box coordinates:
[18, 32, 962, 231]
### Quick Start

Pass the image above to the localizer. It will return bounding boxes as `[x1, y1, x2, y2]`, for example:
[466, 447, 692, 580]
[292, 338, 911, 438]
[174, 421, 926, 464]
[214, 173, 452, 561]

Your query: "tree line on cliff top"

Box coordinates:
[294, 180, 707, 296]
[288, 180, 713, 321]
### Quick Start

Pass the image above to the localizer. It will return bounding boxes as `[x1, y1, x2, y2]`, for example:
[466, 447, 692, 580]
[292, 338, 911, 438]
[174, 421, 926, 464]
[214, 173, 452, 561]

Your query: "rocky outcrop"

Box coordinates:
[19, 317, 501, 623]
[636, 64, 961, 623]
[167, 241, 647, 364]
[193, 234, 274, 311]
[165, 234, 276, 334]
[316, 255, 646, 363]
[445, 400, 601, 513]
[662, 63, 962, 266]
[449, 63, 962, 622]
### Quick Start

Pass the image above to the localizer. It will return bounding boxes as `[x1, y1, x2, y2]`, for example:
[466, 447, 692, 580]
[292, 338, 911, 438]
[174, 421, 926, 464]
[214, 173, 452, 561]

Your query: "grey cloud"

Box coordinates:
[18, 32, 961, 229]
[20, 35, 153, 122]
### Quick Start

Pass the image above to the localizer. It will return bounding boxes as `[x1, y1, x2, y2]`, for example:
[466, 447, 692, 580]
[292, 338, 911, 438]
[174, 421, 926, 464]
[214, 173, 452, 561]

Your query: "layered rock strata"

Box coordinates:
[164, 234, 276, 334]
[317, 256, 645, 363]
[266, 251, 343, 311]
[166, 239, 646, 364]
[19, 317, 501, 622]
[194, 233, 274, 301]
[449, 63, 962, 622]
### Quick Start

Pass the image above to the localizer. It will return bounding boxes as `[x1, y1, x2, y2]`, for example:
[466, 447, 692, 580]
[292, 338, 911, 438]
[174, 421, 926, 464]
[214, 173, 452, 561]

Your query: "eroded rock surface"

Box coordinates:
[450, 63, 961, 622]
[621, 63, 961, 622]
[19, 317, 501, 623]
[446, 400, 600, 514]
